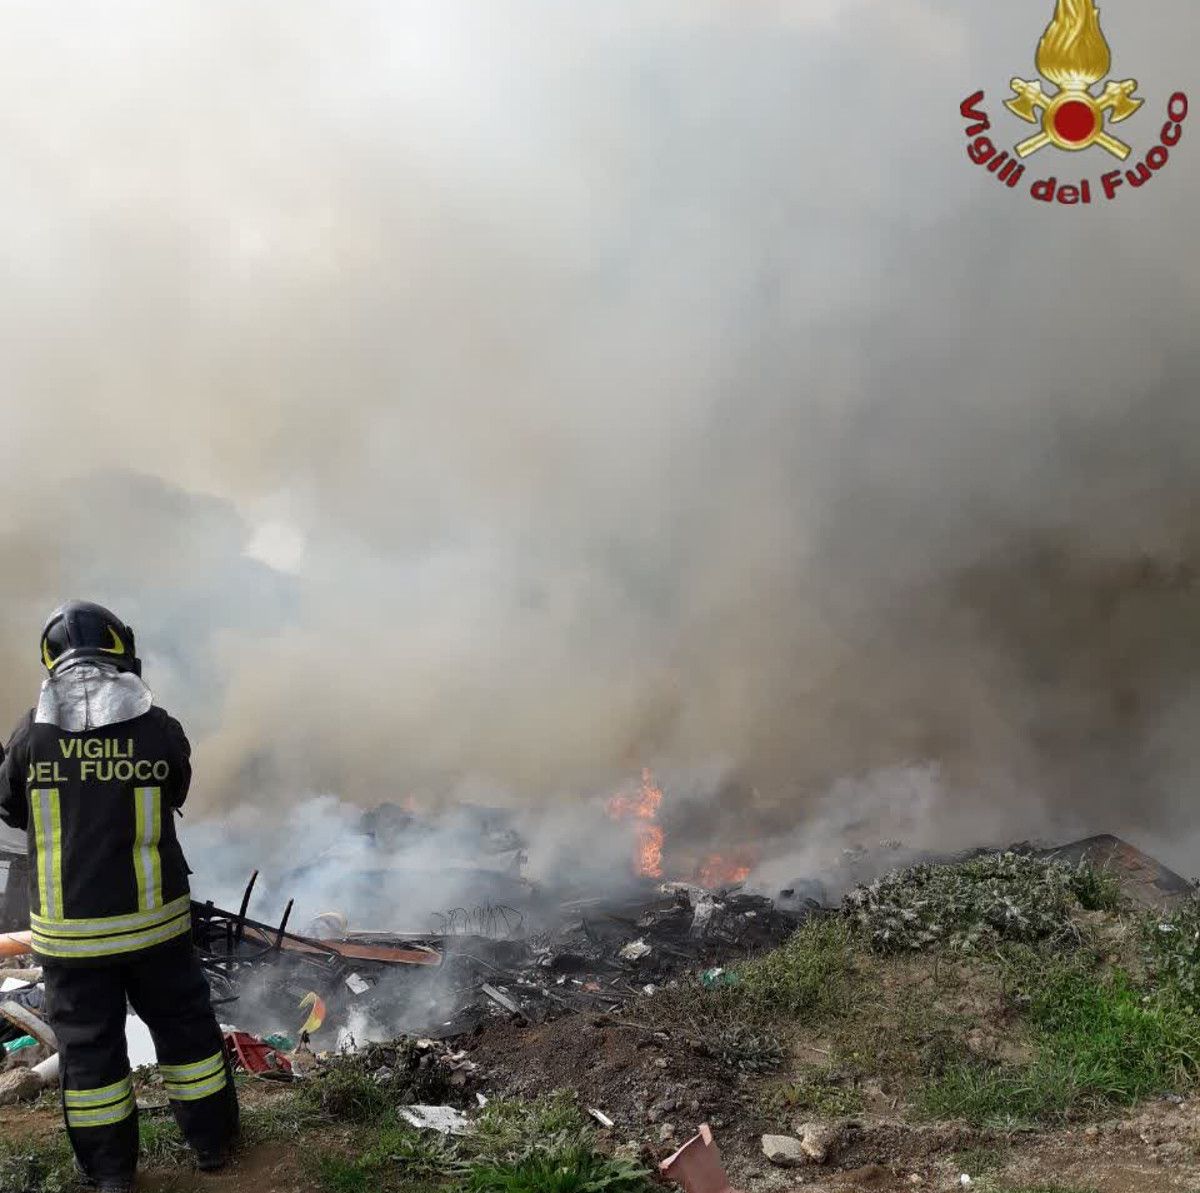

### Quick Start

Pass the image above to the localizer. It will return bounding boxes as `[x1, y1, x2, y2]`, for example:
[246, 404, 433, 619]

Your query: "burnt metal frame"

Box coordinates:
[190, 870, 349, 1006]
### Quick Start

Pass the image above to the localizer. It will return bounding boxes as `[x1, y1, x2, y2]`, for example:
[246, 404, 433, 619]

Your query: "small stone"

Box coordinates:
[659, 1123, 676, 1142]
[653, 1058, 669, 1068]
[0, 1068, 43, 1106]
[762, 1135, 806, 1168]
[1084, 1126, 1100, 1144]
[646, 1108, 662, 1123]
[908, 1177, 923, 1186]
[794, 1121, 845, 1165]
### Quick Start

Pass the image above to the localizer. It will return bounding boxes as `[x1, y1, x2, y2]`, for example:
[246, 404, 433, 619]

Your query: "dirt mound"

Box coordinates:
[465, 1013, 761, 1155]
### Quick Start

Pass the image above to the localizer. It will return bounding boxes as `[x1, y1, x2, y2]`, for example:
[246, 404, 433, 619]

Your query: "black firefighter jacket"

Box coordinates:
[0, 707, 193, 965]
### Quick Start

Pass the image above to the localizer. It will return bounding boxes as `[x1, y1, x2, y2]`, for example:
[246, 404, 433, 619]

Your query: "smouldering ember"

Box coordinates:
[606, 767, 665, 878]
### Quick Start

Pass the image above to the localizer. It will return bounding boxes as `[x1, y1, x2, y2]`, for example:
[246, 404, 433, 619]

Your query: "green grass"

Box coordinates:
[764, 1069, 864, 1117]
[729, 917, 857, 1018]
[1145, 896, 1200, 1012]
[0, 1080, 338, 1190]
[138, 1113, 194, 1166]
[305, 1095, 650, 1193]
[633, 918, 856, 1075]
[952, 1145, 1005, 1176]
[295, 1039, 455, 1125]
[360, 1124, 462, 1176]
[307, 1129, 460, 1193]
[313, 1154, 376, 1193]
[241, 1088, 325, 1143]
[298, 1057, 409, 1124]
[923, 959, 1200, 1125]
[0, 1135, 79, 1193]
[135, 1086, 323, 1167]
[470, 1092, 591, 1160]
[844, 853, 1101, 955]
[1067, 862, 1124, 913]
[464, 1146, 651, 1193]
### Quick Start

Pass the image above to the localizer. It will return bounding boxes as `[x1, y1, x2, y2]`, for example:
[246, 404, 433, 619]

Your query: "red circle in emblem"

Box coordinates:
[1053, 100, 1097, 143]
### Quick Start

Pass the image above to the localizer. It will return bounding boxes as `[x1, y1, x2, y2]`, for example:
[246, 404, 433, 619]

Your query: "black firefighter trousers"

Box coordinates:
[43, 936, 239, 1184]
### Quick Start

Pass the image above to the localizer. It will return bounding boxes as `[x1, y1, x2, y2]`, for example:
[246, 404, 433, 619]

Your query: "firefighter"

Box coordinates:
[0, 602, 238, 1191]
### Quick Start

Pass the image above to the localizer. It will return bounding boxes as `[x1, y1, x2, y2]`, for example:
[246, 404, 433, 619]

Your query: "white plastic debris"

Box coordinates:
[32, 1053, 60, 1085]
[399, 1105, 473, 1135]
[345, 972, 371, 995]
[588, 1108, 615, 1129]
[690, 897, 717, 937]
[960, 1176, 972, 1188]
[481, 983, 525, 1018]
[618, 940, 652, 961]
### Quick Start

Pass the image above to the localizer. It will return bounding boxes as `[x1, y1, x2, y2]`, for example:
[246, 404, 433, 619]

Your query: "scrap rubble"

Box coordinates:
[1, 829, 1194, 1132]
[189, 871, 811, 1044]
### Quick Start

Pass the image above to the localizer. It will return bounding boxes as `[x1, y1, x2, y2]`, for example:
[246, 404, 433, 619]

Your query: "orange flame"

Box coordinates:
[606, 768, 665, 878]
[694, 854, 754, 889]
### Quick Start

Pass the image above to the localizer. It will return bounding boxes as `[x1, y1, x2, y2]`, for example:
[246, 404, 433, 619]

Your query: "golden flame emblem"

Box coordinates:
[1005, 0, 1142, 159]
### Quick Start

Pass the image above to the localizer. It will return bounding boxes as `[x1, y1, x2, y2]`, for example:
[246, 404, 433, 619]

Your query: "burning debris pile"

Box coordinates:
[188, 870, 810, 1046]
[7, 820, 1200, 1193]
[168, 769, 790, 1044]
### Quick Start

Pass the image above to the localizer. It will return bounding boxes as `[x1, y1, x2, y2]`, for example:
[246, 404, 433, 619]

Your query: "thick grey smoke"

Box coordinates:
[1, 1, 1199, 882]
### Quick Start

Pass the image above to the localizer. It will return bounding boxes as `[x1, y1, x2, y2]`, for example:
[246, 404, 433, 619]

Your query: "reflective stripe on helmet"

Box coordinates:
[133, 786, 163, 911]
[30, 789, 64, 920]
[39, 601, 138, 675]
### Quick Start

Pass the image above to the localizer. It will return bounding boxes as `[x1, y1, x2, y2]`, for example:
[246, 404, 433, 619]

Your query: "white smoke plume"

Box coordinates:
[0, 1, 1199, 893]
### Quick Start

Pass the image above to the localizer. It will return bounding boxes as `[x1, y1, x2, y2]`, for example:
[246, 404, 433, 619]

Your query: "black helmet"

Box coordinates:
[40, 601, 141, 676]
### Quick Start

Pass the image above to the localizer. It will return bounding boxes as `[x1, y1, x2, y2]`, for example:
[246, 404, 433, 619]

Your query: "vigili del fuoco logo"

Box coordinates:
[960, 0, 1188, 204]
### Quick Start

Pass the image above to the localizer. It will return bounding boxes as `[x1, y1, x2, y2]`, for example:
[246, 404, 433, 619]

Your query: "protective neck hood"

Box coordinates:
[35, 661, 153, 731]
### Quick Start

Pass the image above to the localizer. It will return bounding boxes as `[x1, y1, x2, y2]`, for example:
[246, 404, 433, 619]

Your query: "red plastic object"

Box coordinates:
[660, 1124, 744, 1193]
[224, 1031, 293, 1076]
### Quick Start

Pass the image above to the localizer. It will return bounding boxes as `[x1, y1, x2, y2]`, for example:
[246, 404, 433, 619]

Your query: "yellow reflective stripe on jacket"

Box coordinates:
[64, 1075, 132, 1108]
[165, 1070, 228, 1102]
[159, 1051, 225, 1084]
[30, 788, 64, 919]
[66, 1092, 135, 1128]
[31, 907, 191, 959]
[133, 786, 163, 911]
[31, 894, 191, 939]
